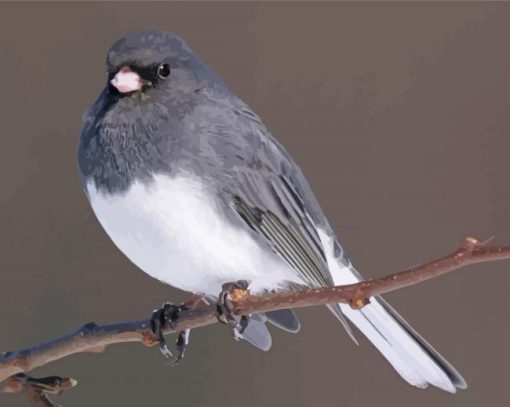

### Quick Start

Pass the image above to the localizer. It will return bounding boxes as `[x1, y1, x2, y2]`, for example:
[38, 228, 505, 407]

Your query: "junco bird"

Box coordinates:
[78, 30, 466, 392]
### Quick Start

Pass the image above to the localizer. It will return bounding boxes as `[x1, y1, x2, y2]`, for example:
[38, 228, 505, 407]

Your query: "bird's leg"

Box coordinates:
[150, 302, 185, 361]
[174, 328, 190, 364]
[150, 293, 206, 363]
[216, 280, 251, 339]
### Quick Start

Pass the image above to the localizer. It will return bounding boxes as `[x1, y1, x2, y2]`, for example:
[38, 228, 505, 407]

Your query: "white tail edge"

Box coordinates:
[317, 229, 466, 392]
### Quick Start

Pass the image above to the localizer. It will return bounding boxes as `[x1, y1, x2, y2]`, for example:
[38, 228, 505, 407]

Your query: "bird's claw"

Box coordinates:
[159, 343, 174, 359]
[150, 302, 189, 363]
[238, 315, 249, 335]
[173, 329, 190, 364]
[232, 325, 246, 341]
[216, 281, 251, 339]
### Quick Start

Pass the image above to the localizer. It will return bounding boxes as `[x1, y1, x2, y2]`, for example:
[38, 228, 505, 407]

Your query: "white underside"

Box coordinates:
[86, 173, 303, 296]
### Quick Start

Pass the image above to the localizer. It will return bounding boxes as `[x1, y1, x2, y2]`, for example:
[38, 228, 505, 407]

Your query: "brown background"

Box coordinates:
[1, 2, 509, 406]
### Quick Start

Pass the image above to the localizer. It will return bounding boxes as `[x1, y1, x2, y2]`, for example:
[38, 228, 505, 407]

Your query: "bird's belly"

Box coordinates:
[85, 173, 298, 296]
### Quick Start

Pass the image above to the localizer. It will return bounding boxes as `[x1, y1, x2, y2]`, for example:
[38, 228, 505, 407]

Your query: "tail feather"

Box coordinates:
[339, 299, 458, 392]
[377, 296, 467, 389]
[339, 301, 430, 388]
[317, 229, 466, 392]
[265, 309, 302, 333]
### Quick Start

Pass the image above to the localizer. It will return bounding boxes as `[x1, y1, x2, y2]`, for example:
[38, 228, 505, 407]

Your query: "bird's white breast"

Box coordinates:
[86, 173, 300, 296]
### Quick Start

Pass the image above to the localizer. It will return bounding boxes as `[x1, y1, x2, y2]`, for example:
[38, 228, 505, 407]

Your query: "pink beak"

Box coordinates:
[110, 66, 142, 93]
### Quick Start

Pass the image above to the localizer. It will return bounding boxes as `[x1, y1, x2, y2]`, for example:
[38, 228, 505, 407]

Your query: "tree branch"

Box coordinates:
[0, 373, 77, 406]
[1, 236, 509, 393]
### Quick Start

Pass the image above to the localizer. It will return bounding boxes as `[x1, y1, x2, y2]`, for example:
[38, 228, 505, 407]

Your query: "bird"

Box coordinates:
[78, 30, 466, 392]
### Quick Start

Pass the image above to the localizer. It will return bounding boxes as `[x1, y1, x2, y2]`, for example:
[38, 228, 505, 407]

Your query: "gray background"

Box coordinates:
[1, 2, 509, 406]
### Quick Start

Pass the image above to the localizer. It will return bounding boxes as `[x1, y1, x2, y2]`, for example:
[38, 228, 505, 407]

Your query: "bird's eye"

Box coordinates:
[157, 63, 171, 79]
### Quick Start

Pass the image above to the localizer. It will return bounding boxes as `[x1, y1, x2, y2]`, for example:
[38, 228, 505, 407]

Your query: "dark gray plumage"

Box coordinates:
[78, 30, 466, 391]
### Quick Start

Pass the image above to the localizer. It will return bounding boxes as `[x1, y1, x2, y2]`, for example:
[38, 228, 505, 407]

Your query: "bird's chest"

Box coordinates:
[85, 173, 291, 295]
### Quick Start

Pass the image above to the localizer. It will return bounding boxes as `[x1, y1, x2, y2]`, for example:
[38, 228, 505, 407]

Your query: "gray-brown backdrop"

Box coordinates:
[1, 2, 509, 406]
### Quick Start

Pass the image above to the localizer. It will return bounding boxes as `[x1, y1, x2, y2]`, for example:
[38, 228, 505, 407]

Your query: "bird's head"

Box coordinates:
[81, 30, 229, 145]
[78, 30, 231, 191]
[105, 30, 214, 100]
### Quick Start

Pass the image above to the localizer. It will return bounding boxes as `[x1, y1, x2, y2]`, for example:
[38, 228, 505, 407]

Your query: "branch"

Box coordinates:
[1, 236, 509, 391]
[0, 373, 77, 406]
[233, 236, 508, 314]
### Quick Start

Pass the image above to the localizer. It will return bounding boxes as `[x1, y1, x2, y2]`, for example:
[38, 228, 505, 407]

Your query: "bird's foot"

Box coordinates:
[216, 281, 251, 339]
[150, 302, 190, 364]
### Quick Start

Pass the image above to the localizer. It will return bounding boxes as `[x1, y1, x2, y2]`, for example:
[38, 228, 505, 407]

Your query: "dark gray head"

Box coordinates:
[84, 30, 229, 132]
[78, 30, 232, 193]
[106, 30, 224, 101]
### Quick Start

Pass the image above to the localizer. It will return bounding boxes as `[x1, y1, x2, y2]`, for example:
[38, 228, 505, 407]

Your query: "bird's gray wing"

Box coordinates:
[232, 179, 333, 288]
[216, 104, 354, 337]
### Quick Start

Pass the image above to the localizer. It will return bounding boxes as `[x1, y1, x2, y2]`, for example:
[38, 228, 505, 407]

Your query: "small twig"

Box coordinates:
[1, 236, 509, 395]
[0, 373, 77, 406]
